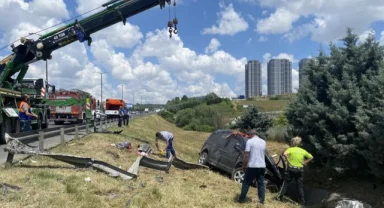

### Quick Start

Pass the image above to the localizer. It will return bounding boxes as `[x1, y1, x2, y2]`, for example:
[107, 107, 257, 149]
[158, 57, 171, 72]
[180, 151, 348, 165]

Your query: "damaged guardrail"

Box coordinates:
[4, 134, 209, 181]
[5, 118, 118, 164]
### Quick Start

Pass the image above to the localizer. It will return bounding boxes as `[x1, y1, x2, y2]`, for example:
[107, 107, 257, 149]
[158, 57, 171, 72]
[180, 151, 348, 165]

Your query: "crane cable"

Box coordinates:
[0, 5, 103, 52]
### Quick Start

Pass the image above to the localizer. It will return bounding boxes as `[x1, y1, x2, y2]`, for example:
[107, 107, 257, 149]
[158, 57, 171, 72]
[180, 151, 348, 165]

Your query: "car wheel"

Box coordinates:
[198, 152, 208, 165]
[232, 167, 245, 184]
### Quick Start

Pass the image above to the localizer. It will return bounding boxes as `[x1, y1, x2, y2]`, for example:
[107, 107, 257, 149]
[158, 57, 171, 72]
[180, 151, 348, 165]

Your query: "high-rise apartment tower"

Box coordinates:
[267, 59, 292, 95]
[245, 60, 262, 98]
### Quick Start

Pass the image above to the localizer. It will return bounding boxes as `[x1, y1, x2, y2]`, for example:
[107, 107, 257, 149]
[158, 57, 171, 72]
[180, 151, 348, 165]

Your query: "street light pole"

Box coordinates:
[94, 71, 105, 109]
[118, 84, 125, 100]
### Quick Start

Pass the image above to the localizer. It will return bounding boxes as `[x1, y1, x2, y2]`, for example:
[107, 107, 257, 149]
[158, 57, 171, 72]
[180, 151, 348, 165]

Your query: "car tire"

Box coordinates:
[232, 167, 245, 184]
[198, 152, 208, 165]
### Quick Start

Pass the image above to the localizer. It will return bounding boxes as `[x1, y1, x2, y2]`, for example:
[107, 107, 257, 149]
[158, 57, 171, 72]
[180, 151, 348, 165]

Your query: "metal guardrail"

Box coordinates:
[5, 113, 150, 164]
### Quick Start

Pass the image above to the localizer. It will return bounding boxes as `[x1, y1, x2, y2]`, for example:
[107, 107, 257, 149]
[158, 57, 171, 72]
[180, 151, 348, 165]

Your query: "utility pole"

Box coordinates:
[118, 84, 125, 100]
[94, 71, 105, 110]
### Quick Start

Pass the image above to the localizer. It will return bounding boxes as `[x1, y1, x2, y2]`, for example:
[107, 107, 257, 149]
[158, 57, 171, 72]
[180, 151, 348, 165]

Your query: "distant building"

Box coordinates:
[245, 60, 262, 98]
[299, 58, 311, 87]
[267, 59, 292, 95]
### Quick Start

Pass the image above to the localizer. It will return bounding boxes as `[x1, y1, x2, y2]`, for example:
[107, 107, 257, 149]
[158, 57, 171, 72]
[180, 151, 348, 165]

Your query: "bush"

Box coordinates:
[273, 112, 288, 127]
[267, 126, 288, 142]
[286, 29, 384, 179]
[235, 106, 273, 139]
[158, 110, 175, 123]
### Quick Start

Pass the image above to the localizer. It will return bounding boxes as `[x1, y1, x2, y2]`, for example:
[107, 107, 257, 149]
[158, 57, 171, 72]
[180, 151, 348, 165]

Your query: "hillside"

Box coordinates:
[234, 100, 289, 112]
[0, 115, 294, 208]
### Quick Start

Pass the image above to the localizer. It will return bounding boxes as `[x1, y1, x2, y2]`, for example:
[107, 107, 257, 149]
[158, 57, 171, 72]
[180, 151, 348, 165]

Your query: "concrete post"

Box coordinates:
[75, 125, 79, 139]
[39, 131, 44, 151]
[60, 127, 65, 145]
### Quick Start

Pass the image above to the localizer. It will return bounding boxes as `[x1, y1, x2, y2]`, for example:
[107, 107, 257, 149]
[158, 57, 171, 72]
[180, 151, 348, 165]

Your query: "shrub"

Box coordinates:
[158, 110, 175, 123]
[235, 106, 273, 139]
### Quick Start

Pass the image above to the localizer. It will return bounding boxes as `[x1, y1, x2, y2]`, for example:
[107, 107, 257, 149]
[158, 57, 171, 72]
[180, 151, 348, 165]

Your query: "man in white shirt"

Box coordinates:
[237, 129, 266, 205]
[155, 131, 176, 159]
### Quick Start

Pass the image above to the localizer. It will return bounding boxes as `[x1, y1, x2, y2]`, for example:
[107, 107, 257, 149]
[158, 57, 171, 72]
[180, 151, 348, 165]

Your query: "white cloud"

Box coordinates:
[0, 0, 69, 46]
[259, 36, 267, 42]
[204, 38, 221, 53]
[357, 29, 375, 44]
[255, 0, 384, 42]
[201, 3, 249, 36]
[256, 7, 299, 34]
[380, 31, 384, 45]
[0, 0, 247, 104]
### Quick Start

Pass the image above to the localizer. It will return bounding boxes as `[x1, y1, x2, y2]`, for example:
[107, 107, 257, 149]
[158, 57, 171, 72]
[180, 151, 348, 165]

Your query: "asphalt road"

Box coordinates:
[0, 112, 155, 165]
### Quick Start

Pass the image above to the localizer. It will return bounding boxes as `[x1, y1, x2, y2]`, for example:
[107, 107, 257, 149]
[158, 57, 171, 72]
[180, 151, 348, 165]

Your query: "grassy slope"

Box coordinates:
[234, 100, 289, 112]
[0, 115, 296, 208]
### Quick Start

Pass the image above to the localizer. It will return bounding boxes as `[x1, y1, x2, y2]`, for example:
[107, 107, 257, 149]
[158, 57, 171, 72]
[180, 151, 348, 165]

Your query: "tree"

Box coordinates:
[181, 95, 188, 101]
[236, 106, 272, 139]
[286, 28, 384, 179]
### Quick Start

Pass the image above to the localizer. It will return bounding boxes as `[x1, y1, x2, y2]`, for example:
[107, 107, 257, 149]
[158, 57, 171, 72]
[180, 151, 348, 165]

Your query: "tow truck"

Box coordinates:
[0, 0, 178, 144]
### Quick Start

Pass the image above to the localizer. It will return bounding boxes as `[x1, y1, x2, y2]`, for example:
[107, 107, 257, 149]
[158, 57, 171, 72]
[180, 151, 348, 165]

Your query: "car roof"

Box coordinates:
[211, 129, 251, 142]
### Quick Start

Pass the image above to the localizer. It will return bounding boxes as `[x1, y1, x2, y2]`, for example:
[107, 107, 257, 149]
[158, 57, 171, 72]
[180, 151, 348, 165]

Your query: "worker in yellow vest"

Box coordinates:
[275, 136, 313, 205]
[19, 94, 38, 132]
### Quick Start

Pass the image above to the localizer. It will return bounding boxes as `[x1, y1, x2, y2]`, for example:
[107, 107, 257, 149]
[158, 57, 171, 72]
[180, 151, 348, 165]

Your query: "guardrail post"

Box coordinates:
[75, 125, 79, 139]
[6, 153, 14, 165]
[60, 127, 65, 145]
[39, 131, 44, 151]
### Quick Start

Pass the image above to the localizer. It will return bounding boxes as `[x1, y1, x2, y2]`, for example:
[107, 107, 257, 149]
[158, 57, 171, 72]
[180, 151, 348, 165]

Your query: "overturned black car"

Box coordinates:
[198, 129, 286, 190]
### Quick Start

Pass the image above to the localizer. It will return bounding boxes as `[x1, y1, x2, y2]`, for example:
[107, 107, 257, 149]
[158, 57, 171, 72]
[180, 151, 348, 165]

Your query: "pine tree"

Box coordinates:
[286, 29, 384, 179]
[236, 106, 272, 139]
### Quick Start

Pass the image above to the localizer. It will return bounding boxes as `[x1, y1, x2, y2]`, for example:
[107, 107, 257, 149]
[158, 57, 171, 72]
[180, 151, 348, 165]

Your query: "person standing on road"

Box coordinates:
[118, 105, 124, 127]
[275, 136, 314, 205]
[19, 94, 38, 132]
[237, 129, 266, 206]
[123, 107, 129, 126]
[155, 131, 176, 159]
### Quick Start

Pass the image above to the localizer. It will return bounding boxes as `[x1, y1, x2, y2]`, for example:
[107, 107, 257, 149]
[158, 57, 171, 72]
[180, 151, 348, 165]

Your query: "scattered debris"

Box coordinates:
[108, 193, 118, 199]
[84, 177, 91, 182]
[199, 184, 207, 188]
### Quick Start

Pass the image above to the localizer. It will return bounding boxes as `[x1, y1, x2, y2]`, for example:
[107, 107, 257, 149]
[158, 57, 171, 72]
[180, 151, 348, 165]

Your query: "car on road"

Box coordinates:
[95, 110, 106, 120]
[198, 129, 286, 190]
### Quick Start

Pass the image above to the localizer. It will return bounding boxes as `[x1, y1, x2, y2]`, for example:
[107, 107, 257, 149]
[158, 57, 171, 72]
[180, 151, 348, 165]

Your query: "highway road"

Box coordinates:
[0, 112, 155, 165]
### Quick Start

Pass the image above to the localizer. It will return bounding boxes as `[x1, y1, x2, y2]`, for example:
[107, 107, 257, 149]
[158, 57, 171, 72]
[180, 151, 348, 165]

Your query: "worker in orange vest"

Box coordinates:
[19, 94, 38, 132]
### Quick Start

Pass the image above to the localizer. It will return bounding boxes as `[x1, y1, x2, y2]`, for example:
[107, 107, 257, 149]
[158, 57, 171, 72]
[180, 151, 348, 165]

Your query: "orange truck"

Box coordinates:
[49, 89, 96, 124]
[105, 98, 126, 118]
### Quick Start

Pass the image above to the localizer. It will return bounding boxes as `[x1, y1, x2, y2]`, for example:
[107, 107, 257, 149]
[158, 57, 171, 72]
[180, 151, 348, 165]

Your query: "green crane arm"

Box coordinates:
[0, 0, 178, 90]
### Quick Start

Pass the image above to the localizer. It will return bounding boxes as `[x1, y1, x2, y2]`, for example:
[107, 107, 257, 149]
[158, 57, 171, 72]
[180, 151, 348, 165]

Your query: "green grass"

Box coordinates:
[0, 115, 296, 208]
[234, 100, 289, 112]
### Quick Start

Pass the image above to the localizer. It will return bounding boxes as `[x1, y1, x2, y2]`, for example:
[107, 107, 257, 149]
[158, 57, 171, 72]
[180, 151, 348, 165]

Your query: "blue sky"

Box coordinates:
[1, 0, 384, 104]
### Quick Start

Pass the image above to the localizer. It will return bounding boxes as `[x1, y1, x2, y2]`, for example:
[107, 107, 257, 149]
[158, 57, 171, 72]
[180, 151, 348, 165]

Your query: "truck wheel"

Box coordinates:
[0, 117, 12, 144]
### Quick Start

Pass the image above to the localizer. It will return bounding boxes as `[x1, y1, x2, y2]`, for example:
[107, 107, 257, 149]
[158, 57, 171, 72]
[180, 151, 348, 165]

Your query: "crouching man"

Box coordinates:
[276, 136, 314, 205]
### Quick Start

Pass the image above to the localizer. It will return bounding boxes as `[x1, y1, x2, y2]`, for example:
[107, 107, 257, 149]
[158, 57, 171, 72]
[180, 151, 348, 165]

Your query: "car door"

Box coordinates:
[218, 135, 243, 173]
[208, 131, 230, 166]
